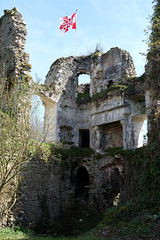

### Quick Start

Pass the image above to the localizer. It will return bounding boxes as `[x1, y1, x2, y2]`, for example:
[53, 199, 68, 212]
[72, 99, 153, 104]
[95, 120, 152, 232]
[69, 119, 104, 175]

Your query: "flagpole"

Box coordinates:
[75, 29, 77, 58]
[75, 10, 77, 58]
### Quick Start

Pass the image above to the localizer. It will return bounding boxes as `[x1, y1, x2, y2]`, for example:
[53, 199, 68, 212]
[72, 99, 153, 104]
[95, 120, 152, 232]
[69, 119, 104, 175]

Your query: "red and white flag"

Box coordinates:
[60, 12, 77, 33]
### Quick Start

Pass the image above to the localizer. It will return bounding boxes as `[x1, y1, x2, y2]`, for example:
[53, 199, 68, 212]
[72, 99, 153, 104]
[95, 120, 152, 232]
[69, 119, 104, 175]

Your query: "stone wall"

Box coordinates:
[0, 8, 31, 82]
[0, 7, 32, 113]
[0, 8, 149, 228]
[98, 121, 123, 150]
[13, 152, 126, 226]
[14, 157, 62, 225]
[92, 47, 136, 93]
[41, 47, 146, 150]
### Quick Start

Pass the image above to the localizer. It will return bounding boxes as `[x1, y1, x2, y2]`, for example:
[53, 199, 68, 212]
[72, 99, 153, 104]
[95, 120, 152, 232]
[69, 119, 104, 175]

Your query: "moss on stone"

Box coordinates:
[76, 92, 91, 105]
[50, 144, 94, 160]
[4, 8, 19, 16]
[92, 84, 128, 101]
[91, 51, 103, 60]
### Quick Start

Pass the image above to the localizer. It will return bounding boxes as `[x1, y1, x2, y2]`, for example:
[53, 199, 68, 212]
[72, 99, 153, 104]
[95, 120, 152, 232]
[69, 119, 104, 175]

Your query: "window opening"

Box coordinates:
[78, 74, 90, 85]
[77, 74, 90, 101]
[30, 95, 44, 141]
[143, 120, 148, 146]
[133, 115, 148, 148]
[79, 129, 90, 148]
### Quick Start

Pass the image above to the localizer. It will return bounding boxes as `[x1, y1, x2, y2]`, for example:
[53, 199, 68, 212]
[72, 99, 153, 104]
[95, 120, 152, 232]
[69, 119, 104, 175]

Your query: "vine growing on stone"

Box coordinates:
[142, 0, 160, 191]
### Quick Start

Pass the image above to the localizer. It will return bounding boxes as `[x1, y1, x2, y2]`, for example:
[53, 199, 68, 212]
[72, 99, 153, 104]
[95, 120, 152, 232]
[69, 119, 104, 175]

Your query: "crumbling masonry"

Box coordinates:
[0, 8, 148, 226]
[41, 47, 147, 151]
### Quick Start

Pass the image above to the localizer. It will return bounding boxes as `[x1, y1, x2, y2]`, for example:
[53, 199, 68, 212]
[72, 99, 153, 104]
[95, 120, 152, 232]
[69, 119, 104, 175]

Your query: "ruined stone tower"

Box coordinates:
[41, 47, 147, 151]
[0, 8, 31, 83]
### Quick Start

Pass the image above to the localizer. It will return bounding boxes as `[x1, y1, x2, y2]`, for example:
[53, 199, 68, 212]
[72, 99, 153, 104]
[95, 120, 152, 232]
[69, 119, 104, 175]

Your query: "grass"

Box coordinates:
[1, 192, 160, 240]
[0, 204, 103, 240]
[1, 144, 160, 240]
[0, 228, 102, 240]
[94, 191, 160, 239]
[33, 204, 103, 237]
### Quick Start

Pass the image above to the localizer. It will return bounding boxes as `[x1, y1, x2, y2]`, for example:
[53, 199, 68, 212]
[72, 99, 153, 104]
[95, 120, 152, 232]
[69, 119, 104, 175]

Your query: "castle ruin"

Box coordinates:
[41, 47, 147, 151]
[0, 8, 149, 227]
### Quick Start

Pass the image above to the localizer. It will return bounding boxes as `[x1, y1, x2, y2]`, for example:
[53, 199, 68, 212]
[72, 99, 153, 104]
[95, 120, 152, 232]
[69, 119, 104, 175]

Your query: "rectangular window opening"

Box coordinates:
[79, 129, 90, 148]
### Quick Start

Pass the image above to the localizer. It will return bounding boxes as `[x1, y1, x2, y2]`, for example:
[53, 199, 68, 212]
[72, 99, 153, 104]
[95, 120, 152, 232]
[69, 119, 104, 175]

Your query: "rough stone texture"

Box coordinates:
[94, 47, 136, 93]
[40, 48, 146, 150]
[13, 158, 61, 225]
[0, 8, 31, 82]
[0, 8, 149, 228]
[98, 121, 123, 150]
[78, 83, 90, 94]
[13, 153, 126, 226]
[0, 8, 32, 113]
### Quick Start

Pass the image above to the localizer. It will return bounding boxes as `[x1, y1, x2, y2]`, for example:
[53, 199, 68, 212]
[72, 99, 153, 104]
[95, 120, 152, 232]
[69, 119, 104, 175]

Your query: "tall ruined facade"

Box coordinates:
[42, 47, 146, 151]
[0, 8, 148, 227]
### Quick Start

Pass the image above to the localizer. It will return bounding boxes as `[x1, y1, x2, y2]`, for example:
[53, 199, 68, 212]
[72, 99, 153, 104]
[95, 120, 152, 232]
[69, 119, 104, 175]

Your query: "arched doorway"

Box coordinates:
[75, 167, 89, 204]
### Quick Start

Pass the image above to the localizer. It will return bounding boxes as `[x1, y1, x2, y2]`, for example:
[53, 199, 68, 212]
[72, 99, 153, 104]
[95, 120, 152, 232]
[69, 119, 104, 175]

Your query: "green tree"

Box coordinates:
[143, 0, 160, 190]
[146, 0, 160, 139]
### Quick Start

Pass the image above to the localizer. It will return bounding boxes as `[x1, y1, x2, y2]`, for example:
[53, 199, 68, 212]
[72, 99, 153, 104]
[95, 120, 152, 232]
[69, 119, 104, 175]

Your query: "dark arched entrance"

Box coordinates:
[75, 167, 89, 204]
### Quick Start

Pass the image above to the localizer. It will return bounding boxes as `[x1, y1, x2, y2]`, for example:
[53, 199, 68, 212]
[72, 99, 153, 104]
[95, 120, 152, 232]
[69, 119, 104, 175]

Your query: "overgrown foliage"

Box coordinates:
[146, 0, 160, 120]
[143, 0, 160, 192]
[50, 144, 94, 160]
[76, 92, 91, 105]
[92, 84, 128, 102]
[95, 191, 160, 239]
[0, 75, 32, 223]
[33, 203, 104, 237]
[0, 226, 102, 240]
[93, 145, 160, 239]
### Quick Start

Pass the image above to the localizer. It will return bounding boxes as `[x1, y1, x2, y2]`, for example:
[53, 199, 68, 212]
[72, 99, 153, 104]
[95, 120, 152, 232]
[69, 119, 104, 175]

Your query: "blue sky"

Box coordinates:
[0, 0, 153, 83]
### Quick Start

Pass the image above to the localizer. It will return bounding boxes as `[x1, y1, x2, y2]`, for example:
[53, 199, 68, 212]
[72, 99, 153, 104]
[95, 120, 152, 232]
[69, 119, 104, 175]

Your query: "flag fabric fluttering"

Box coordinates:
[60, 12, 77, 33]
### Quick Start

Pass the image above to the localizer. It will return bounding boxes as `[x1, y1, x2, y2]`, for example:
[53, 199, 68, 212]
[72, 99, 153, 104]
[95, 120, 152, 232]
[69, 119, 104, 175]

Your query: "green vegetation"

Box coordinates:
[76, 92, 91, 105]
[3, 145, 159, 240]
[1, 2, 160, 240]
[96, 192, 160, 239]
[44, 204, 103, 237]
[0, 227, 101, 240]
[4, 8, 18, 16]
[94, 144, 160, 239]
[104, 146, 124, 156]
[91, 51, 103, 60]
[0, 77, 32, 222]
[76, 83, 136, 106]
[28, 141, 62, 163]
[0, 205, 104, 239]
[50, 145, 94, 160]
[92, 84, 128, 102]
